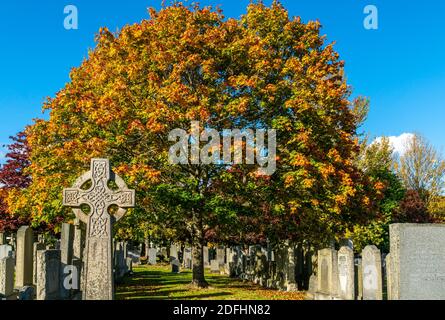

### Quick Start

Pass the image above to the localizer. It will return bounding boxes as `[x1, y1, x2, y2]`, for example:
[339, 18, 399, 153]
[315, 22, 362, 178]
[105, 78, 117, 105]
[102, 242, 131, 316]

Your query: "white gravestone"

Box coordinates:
[337, 246, 355, 300]
[362, 245, 382, 300]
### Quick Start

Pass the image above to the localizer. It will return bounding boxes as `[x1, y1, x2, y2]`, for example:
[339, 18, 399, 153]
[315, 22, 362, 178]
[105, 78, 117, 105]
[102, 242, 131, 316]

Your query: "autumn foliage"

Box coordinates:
[0, 132, 31, 232]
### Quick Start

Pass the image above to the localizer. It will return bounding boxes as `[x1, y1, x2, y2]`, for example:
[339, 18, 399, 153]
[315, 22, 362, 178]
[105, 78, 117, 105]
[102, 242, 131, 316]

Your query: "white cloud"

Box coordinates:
[373, 133, 415, 156]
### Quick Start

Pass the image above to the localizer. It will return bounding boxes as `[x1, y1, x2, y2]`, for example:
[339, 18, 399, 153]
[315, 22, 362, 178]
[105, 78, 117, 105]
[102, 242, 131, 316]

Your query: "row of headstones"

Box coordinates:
[314, 245, 383, 300]
[164, 224, 445, 300]
[0, 224, 134, 300]
[165, 242, 309, 293]
[166, 245, 242, 275]
[314, 224, 445, 300]
[223, 243, 312, 291]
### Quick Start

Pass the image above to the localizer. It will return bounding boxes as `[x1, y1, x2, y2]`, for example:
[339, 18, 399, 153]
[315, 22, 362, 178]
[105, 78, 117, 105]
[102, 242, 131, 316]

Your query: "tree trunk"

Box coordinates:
[191, 240, 208, 288]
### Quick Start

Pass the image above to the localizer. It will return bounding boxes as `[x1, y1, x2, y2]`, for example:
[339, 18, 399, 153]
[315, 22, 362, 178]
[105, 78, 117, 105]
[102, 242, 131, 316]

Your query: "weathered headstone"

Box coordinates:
[203, 246, 209, 267]
[63, 158, 135, 300]
[216, 247, 225, 266]
[170, 244, 178, 261]
[338, 246, 355, 300]
[126, 257, 133, 274]
[286, 243, 297, 291]
[148, 248, 157, 265]
[362, 245, 382, 300]
[36, 250, 61, 300]
[15, 226, 34, 288]
[171, 258, 180, 273]
[114, 242, 127, 280]
[389, 224, 445, 300]
[0, 256, 14, 298]
[316, 248, 339, 299]
[210, 259, 219, 273]
[183, 247, 192, 269]
[33, 242, 45, 285]
[385, 253, 392, 300]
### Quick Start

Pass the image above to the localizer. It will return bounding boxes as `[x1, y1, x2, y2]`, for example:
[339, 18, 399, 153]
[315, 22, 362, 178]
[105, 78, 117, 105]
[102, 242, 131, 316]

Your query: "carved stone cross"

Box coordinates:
[63, 158, 135, 300]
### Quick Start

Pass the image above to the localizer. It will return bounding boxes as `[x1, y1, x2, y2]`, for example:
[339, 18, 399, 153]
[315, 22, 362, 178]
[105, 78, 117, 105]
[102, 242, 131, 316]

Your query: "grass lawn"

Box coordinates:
[116, 264, 306, 300]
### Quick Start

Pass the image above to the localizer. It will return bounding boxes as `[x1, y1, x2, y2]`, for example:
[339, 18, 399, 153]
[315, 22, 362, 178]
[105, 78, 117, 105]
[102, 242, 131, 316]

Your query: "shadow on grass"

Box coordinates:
[116, 266, 238, 300]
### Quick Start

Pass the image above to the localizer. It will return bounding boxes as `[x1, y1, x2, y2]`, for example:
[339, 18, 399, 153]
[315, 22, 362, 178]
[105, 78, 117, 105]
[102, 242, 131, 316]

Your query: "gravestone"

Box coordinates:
[60, 223, 75, 299]
[61, 223, 74, 266]
[63, 158, 135, 300]
[33, 242, 45, 285]
[114, 242, 127, 280]
[385, 253, 392, 300]
[210, 259, 219, 273]
[389, 224, 445, 300]
[316, 248, 339, 299]
[171, 258, 180, 273]
[126, 257, 133, 274]
[170, 244, 178, 261]
[203, 246, 209, 267]
[362, 245, 382, 300]
[15, 226, 34, 288]
[338, 246, 354, 300]
[216, 248, 225, 266]
[0, 244, 13, 259]
[36, 250, 61, 300]
[0, 256, 14, 298]
[148, 248, 157, 265]
[286, 243, 297, 291]
[183, 247, 192, 269]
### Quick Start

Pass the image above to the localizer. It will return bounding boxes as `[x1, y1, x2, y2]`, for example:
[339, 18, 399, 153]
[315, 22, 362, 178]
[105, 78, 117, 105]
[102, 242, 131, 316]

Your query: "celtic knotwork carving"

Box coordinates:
[62, 158, 135, 238]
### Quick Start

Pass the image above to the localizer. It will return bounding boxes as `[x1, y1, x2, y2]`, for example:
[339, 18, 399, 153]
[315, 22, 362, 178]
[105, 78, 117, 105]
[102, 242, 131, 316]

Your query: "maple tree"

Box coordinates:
[11, 2, 378, 286]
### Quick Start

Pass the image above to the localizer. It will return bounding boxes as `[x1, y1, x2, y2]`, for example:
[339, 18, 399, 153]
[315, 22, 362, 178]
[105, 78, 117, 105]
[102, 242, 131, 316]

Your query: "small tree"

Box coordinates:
[347, 137, 405, 252]
[398, 134, 445, 209]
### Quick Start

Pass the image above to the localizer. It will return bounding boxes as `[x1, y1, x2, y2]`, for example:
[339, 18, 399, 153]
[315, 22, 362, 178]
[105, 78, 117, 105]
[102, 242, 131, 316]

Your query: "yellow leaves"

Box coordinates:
[284, 175, 294, 188]
[328, 148, 342, 163]
[319, 163, 335, 180]
[302, 178, 315, 189]
[290, 153, 310, 168]
[115, 163, 161, 188]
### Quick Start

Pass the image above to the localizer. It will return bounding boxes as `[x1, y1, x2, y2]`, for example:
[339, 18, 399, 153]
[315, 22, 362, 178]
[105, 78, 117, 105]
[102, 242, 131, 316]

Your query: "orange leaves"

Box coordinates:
[290, 153, 310, 168]
[327, 148, 342, 164]
[319, 163, 335, 180]
[114, 163, 161, 189]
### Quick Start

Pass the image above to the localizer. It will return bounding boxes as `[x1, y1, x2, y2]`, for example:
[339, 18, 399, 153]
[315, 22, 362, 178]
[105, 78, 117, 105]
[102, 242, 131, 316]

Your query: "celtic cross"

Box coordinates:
[63, 158, 135, 300]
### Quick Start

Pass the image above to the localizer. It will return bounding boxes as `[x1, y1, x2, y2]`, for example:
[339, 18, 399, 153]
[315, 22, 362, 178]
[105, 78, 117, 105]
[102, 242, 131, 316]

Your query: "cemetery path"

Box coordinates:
[116, 265, 306, 300]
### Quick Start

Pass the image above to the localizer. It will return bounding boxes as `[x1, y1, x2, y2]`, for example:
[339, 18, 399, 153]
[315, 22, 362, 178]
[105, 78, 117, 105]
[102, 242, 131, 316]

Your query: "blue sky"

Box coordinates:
[1, 0, 444, 161]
